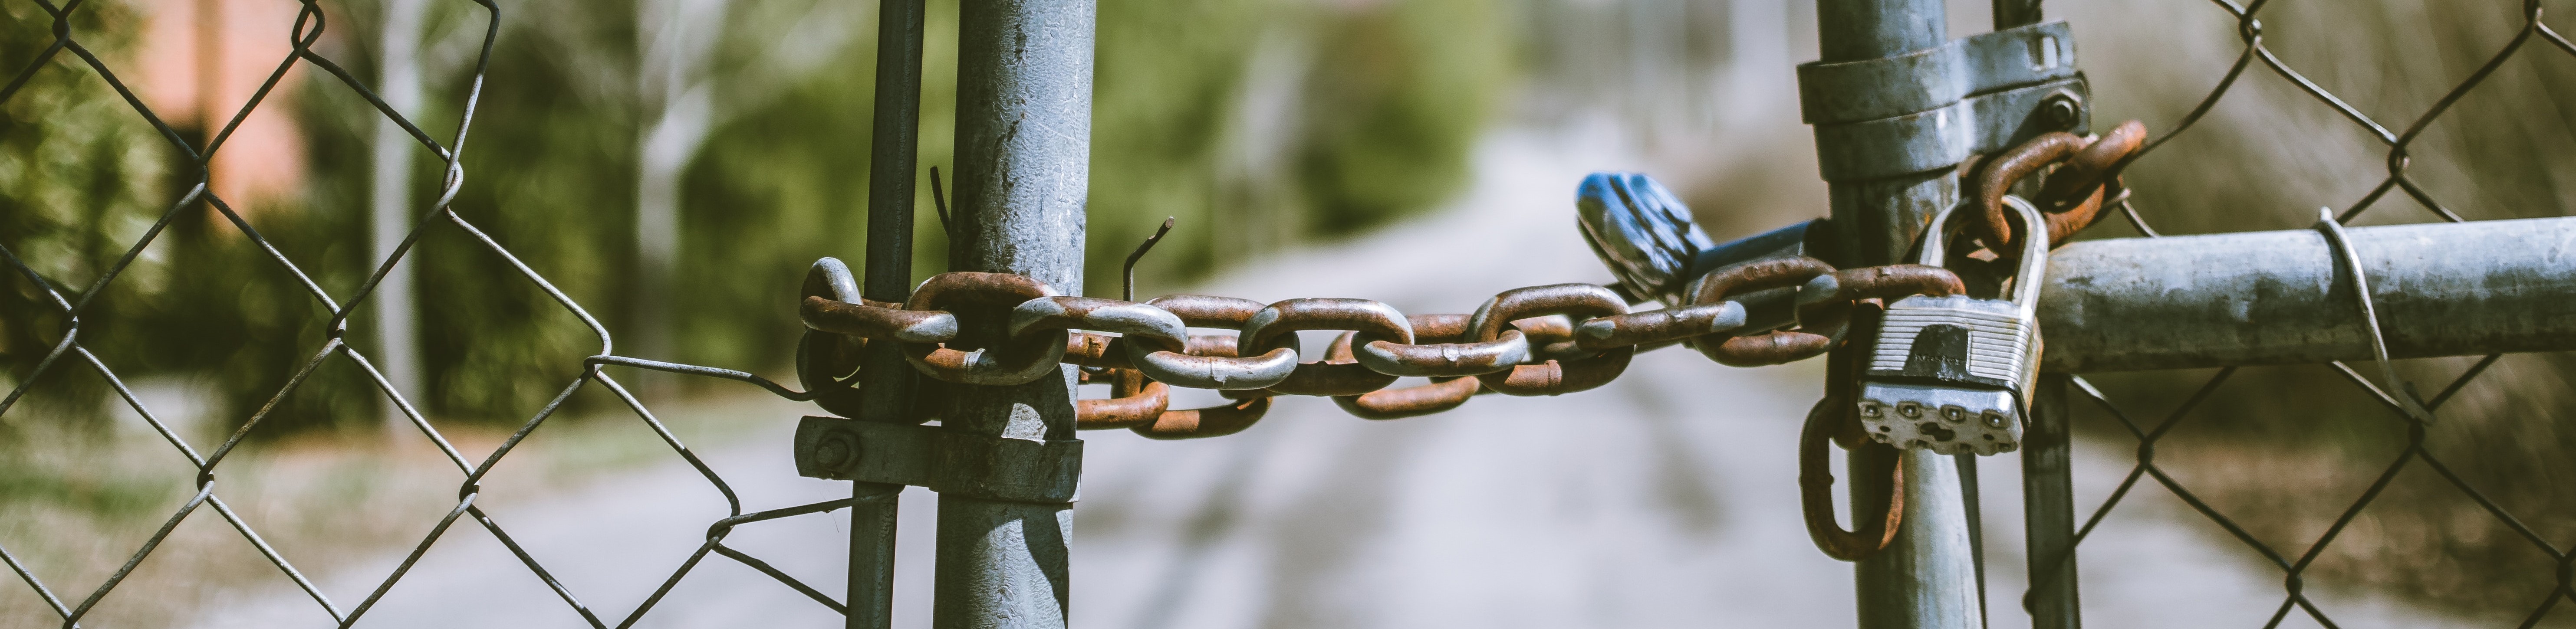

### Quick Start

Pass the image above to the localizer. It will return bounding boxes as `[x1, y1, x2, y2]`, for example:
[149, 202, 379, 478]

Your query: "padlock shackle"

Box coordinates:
[1918, 195, 2049, 317]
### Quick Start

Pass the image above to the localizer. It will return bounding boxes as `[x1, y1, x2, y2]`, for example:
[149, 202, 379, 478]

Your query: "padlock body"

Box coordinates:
[1857, 293, 2037, 455]
[1856, 383, 2019, 455]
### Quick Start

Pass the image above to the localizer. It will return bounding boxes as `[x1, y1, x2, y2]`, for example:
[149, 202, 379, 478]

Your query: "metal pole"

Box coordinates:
[2038, 216, 2576, 371]
[1987, 6, 2063, 627]
[1813, 0, 1982, 626]
[937, 0, 1091, 627]
[368, 0, 427, 434]
[2022, 373, 2080, 629]
[848, 0, 930, 625]
[1992, 0, 2042, 31]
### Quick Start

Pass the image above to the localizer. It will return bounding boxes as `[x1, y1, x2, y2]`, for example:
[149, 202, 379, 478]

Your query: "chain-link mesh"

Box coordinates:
[0, 1, 852, 626]
[9, 0, 2576, 625]
[2033, 1, 2576, 626]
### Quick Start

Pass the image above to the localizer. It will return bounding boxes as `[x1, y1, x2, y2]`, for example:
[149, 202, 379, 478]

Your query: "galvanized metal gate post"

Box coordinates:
[936, 0, 1094, 627]
[848, 0, 931, 626]
[1809, 0, 1982, 626]
[2023, 373, 2080, 628]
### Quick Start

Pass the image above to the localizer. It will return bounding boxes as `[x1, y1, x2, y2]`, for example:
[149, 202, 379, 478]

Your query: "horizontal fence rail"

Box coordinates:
[2040, 216, 2576, 372]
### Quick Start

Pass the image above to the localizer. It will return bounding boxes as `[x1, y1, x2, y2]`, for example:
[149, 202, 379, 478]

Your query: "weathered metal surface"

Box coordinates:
[1358, 330, 1531, 376]
[805, 296, 959, 343]
[1010, 297, 1187, 352]
[2039, 216, 2576, 372]
[1796, 21, 2078, 125]
[1329, 376, 1484, 419]
[1470, 284, 1634, 396]
[1800, 397, 1905, 560]
[1576, 302, 1744, 351]
[1075, 370, 1168, 429]
[796, 416, 938, 485]
[852, 0, 929, 623]
[1129, 295, 1298, 389]
[801, 259, 872, 419]
[2021, 375, 2080, 629]
[901, 273, 1071, 386]
[1131, 396, 1268, 439]
[1811, 0, 1984, 624]
[1810, 77, 2089, 181]
[1691, 257, 1843, 366]
[1964, 121, 2146, 252]
[938, 0, 1092, 626]
[790, 415, 1094, 502]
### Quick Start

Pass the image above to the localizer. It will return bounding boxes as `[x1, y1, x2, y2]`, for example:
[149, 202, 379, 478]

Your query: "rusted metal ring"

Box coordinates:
[1240, 298, 1414, 350]
[1077, 369, 1171, 429]
[1352, 332, 1528, 377]
[898, 272, 1067, 386]
[901, 339, 1068, 386]
[803, 296, 958, 343]
[1352, 310, 1527, 378]
[1689, 258, 1841, 367]
[1969, 131, 2084, 252]
[1240, 298, 1412, 396]
[1970, 120, 2148, 252]
[796, 258, 869, 417]
[1126, 295, 1300, 390]
[1800, 395, 1905, 562]
[1467, 284, 1633, 396]
[1325, 333, 1485, 419]
[1010, 296, 1188, 353]
[1127, 343, 1299, 390]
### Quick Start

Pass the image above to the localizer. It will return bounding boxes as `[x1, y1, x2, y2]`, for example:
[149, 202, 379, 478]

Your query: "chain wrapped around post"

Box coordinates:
[797, 262, 1965, 424]
[896, 272, 1067, 386]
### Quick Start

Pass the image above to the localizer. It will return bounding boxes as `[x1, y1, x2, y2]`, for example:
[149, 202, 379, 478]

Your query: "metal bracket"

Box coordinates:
[1800, 20, 2092, 181]
[796, 415, 1083, 503]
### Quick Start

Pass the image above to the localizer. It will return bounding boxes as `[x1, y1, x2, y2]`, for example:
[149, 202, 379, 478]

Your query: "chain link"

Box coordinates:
[1960, 119, 2150, 252]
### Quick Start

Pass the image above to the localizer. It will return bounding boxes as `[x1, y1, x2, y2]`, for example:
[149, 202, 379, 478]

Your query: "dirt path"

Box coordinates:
[191, 124, 2468, 629]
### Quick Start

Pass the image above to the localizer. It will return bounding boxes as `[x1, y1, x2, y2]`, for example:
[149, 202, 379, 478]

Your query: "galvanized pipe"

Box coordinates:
[936, 0, 1092, 627]
[848, 0, 929, 625]
[2021, 374, 2079, 629]
[1812, 0, 1984, 626]
[2038, 216, 2576, 373]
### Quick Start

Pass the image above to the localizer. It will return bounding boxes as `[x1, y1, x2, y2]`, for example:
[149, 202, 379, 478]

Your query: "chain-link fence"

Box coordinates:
[4, 0, 2575, 627]
[0, 0, 865, 626]
[2030, 0, 2576, 626]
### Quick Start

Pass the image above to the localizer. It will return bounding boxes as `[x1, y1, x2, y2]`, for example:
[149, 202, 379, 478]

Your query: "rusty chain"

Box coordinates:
[799, 259, 1964, 440]
[793, 121, 2150, 563]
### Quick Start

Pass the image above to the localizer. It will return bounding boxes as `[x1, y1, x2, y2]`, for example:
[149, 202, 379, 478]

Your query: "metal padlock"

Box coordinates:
[1856, 196, 2048, 455]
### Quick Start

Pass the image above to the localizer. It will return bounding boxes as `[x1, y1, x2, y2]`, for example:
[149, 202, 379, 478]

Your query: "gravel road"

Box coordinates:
[193, 123, 2468, 629]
